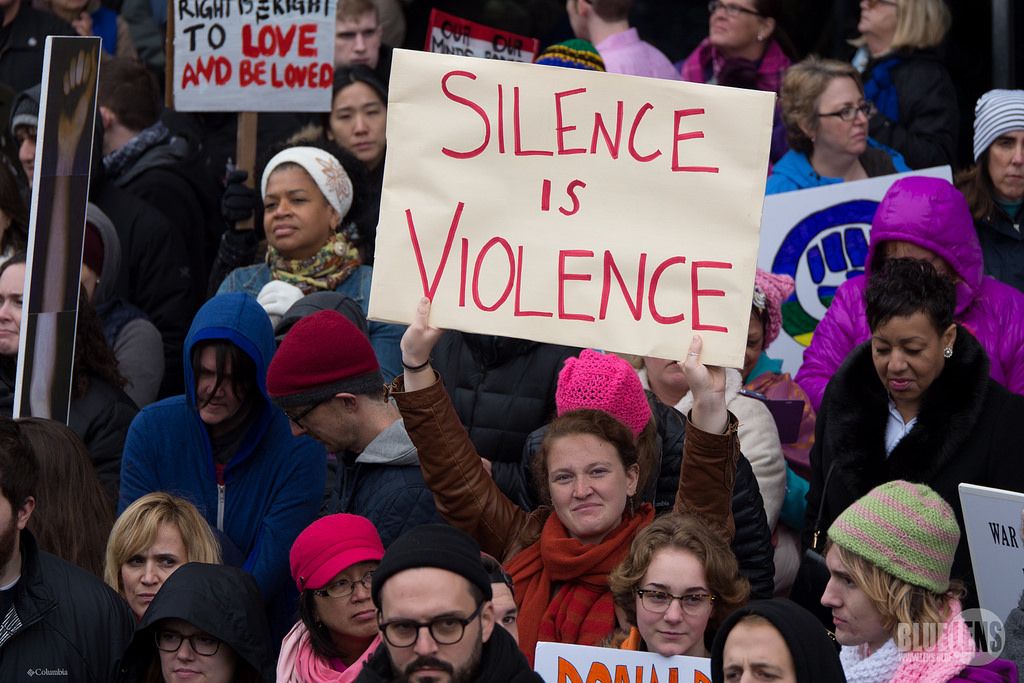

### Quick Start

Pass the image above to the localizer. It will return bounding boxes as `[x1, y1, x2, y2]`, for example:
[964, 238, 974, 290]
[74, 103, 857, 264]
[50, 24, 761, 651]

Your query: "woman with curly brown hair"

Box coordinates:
[607, 513, 749, 657]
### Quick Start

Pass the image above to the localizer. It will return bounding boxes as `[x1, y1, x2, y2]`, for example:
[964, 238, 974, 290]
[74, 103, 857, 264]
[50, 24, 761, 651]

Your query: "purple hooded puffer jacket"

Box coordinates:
[794, 176, 1024, 411]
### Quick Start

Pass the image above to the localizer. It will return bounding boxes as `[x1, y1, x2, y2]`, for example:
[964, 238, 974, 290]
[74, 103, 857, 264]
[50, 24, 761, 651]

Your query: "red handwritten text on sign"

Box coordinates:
[404, 203, 732, 332]
[437, 71, 719, 173]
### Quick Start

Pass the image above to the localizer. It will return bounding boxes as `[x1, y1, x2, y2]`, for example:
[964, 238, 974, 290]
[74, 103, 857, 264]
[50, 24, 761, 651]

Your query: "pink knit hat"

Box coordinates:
[555, 349, 651, 440]
[753, 269, 795, 349]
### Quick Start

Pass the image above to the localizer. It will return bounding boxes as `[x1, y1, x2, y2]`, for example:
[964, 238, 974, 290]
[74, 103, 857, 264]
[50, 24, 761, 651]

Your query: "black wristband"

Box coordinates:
[401, 358, 432, 372]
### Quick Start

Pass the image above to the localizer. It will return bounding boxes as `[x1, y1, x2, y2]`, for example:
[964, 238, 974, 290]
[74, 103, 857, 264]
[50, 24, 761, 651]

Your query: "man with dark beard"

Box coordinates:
[0, 417, 134, 679]
[354, 525, 541, 683]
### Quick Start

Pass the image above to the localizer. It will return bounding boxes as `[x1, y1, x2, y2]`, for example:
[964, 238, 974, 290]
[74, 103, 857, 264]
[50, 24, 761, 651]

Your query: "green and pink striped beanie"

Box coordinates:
[828, 480, 960, 593]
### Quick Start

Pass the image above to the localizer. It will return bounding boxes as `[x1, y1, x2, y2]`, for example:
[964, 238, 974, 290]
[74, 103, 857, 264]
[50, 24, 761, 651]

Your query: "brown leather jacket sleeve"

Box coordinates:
[389, 374, 546, 562]
[674, 411, 739, 542]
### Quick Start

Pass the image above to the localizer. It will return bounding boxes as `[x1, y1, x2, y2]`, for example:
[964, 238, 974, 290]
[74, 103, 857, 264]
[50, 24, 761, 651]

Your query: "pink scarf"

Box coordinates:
[891, 601, 975, 683]
[277, 622, 380, 683]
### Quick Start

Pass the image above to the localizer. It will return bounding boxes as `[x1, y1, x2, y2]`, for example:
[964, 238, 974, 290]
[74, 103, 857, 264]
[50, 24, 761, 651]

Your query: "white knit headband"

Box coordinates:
[261, 146, 354, 221]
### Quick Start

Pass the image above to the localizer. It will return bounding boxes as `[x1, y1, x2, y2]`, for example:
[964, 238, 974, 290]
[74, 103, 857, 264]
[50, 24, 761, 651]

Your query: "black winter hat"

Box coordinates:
[711, 599, 846, 683]
[10, 84, 40, 137]
[371, 524, 492, 608]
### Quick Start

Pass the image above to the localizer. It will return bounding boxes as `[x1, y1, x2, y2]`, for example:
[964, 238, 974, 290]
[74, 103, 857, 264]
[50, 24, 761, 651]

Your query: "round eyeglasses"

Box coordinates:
[637, 589, 716, 617]
[154, 630, 222, 656]
[378, 602, 484, 647]
[312, 571, 374, 599]
[818, 101, 877, 122]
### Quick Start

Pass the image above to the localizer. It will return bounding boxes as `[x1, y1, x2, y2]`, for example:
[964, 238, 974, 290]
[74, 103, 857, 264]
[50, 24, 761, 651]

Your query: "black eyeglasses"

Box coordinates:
[155, 630, 222, 656]
[378, 602, 484, 647]
[312, 571, 374, 599]
[284, 398, 327, 428]
[708, 1, 761, 18]
[865, 0, 897, 8]
[636, 589, 716, 617]
[818, 101, 876, 122]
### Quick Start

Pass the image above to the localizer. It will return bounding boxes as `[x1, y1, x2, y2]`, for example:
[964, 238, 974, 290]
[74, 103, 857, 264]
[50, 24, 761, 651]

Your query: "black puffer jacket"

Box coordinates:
[862, 47, 957, 170]
[432, 331, 582, 510]
[0, 530, 134, 682]
[522, 396, 775, 599]
[973, 204, 1024, 293]
[67, 377, 138, 506]
[117, 562, 275, 682]
[650, 398, 774, 599]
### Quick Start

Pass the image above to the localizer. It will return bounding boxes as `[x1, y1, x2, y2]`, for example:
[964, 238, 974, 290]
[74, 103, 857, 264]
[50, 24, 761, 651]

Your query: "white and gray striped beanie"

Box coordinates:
[974, 89, 1024, 162]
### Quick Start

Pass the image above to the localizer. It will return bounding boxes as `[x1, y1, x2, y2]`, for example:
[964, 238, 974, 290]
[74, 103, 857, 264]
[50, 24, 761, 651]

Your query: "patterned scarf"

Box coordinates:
[506, 503, 655, 665]
[103, 121, 170, 181]
[267, 235, 360, 294]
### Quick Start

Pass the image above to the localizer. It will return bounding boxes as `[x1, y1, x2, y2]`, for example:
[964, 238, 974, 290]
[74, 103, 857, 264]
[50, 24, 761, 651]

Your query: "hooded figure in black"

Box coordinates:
[711, 599, 846, 683]
[117, 562, 275, 683]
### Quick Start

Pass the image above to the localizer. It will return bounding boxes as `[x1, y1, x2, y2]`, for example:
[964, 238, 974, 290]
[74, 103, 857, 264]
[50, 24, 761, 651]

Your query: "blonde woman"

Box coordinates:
[850, 0, 956, 168]
[105, 492, 221, 621]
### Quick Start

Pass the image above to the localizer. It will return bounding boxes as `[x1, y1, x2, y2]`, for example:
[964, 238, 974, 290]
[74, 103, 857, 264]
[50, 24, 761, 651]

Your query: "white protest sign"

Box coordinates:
[425, 8, 540, 63]
[959, 483, 1024, 628]
[535, 641, 712, 683]
[369, 49, 775, 368]
[757, 166, 952, 373]
[171, 0, 336, 111]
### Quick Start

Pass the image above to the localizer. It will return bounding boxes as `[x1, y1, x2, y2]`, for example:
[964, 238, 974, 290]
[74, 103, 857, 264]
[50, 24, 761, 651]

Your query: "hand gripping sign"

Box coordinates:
[369, 50, 774, 368]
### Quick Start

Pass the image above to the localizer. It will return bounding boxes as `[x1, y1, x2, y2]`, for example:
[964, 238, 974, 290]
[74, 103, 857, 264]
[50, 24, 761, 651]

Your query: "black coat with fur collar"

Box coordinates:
[803, 325, 1024, 604]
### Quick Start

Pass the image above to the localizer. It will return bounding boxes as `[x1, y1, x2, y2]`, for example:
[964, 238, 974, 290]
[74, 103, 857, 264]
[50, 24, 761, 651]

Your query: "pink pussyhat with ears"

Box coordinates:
[753, 269, 795, 349]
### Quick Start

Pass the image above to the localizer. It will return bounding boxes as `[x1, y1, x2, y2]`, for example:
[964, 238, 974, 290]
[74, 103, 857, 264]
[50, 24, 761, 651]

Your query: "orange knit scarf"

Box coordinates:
[506, 504, 655, 664]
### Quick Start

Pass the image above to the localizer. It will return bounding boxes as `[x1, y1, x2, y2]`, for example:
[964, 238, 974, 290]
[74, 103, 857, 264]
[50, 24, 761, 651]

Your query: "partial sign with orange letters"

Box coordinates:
[534, 642, 712, 683]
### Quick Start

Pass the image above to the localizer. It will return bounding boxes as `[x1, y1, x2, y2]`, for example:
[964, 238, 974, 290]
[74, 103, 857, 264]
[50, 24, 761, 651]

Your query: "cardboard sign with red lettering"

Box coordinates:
[425, 9, 540, 63]
[369, 49, 774, 367]
[534, 642, 712, 683]
[172, 0, 336, 111]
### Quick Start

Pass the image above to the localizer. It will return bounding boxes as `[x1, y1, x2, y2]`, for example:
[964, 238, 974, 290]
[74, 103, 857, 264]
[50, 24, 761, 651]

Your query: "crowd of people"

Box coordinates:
[0, 0, 1023, 682]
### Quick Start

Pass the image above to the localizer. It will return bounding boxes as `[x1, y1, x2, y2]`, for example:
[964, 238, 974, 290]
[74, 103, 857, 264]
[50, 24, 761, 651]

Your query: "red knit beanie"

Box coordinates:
[267, 310, 383, 407]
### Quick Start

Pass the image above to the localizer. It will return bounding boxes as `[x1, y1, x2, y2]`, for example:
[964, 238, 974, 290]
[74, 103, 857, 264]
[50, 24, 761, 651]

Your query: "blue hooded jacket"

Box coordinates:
[119, 293, 325, 602]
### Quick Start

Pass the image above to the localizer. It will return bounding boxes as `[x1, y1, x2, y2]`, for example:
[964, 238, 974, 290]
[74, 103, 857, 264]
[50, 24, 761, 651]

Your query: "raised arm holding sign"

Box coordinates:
[389, 296, 739, 663]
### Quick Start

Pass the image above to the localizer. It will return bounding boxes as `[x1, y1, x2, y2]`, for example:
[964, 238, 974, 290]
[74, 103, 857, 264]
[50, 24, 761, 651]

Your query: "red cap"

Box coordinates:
[289, 514, 384, 592]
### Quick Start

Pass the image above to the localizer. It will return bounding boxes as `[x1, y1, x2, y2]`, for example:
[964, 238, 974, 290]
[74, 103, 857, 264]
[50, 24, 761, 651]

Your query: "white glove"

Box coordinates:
[257, 280, 305, 327]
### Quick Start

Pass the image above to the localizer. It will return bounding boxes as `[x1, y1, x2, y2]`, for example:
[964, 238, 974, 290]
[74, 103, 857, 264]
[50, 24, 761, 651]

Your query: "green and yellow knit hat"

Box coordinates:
[828, 480, 960, 593]
[534, 39, 605, 71]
